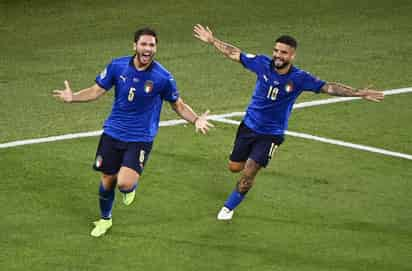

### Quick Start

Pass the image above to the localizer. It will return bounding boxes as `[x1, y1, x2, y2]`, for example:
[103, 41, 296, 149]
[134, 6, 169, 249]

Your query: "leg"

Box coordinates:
[218, 131, 283, 220]
[117, 166, 140, 206]
[225, 158, 261, 208]
[117, 141, 153, 206]
[228, 160, 245, 173]
[236, 159, 261, 193]
[91, 133, 123, 237]
[91, 173, 117, 237]
[218, 159, 261, 220]
[117, 166, 140, 191]
[99, 173, 117, 219]
[228, 122, 253, 173]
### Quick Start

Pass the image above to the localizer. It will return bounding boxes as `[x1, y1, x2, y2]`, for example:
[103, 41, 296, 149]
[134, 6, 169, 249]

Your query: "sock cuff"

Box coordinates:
[224, 189, 245, 210]
[119, 183, 138, 193]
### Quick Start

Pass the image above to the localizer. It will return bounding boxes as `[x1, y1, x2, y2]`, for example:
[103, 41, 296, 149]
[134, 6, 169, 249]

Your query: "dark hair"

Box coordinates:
[134, 27, 158, 43]
[275, 35, 297, 49]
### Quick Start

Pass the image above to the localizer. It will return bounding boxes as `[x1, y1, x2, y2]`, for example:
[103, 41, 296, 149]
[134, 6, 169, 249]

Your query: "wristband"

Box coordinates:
[193, 116, 199, 124]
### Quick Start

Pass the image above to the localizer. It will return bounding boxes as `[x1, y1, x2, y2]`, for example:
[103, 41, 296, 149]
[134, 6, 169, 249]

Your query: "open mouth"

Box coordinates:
[274, 58, 284, 66]
[140, 52, 152, 63]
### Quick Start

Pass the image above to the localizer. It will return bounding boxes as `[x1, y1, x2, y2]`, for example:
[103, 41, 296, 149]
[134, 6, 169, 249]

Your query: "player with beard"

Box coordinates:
[193, 24, 384, 220]
[53, 27, 214, 237]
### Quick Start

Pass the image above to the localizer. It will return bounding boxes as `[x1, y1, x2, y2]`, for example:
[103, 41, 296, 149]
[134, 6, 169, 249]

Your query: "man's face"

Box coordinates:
[272, 42, 296, 69]
[134, 35, 157, 66]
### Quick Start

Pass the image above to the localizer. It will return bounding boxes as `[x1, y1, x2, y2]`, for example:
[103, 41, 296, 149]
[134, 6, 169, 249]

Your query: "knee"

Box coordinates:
[228, 161, 244, 173]
[101, 174, 117, 190]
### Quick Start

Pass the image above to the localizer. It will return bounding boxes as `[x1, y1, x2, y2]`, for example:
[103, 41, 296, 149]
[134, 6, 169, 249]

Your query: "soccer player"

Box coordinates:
[193, 24, 384, 220]
[53, 27, 214, 237]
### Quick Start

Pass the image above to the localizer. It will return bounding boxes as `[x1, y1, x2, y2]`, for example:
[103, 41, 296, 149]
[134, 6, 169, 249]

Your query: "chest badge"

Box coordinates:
[285, 80, 294, 93]
[144, 80, 154, 93]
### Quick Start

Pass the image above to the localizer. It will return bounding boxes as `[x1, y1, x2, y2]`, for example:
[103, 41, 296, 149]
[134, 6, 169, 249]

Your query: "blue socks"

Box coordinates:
[99, 182, 115, 219]
[224, 190, 245, 210]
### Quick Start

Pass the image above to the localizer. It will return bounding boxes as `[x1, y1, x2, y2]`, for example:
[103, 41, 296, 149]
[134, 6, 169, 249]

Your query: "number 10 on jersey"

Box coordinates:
[267, 86, 279, 101]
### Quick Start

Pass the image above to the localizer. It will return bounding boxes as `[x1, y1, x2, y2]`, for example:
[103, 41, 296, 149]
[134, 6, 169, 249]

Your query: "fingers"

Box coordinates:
[52, 90, 63, 98]
[52, 81, 73, 102]
[194, 24, 205, 32]
[195, 123, 208, 134]
[195, 122, 214, 134]
[64, 80, 71, 90]
[364, 95, 384, 102]
[193, 24, 204, 35]
[368, 97, 381, 102]
[193, 25, 203, 40]
[359, 88, 384, 102]
[193, 24, 213, 43]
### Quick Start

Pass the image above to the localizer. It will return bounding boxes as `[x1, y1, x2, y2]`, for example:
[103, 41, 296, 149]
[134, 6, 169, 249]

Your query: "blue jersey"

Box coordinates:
[95, 56, 179, 142]
[240, 52, 325, 135]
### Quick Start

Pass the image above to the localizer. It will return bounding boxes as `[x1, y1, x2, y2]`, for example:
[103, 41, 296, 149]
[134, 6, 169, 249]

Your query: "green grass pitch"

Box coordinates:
[1, 0, 412, 270]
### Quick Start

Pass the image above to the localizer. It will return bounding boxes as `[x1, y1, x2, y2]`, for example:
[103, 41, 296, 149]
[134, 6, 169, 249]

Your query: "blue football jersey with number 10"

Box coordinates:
[95, 56, 180, 142]
[240, 52, 326, 135]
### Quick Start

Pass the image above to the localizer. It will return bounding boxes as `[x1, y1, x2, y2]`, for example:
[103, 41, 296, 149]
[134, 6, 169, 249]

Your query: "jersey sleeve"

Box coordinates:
[161, 76, 180, 102]
[301, 71, 326, 93]
[95, 61, 115, 91]
[240, 52, 265, 74]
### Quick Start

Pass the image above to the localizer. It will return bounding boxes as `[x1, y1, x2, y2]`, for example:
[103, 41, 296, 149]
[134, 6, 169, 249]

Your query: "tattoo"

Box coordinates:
[322, 82, 360, 97]
[212, 38, 241, 61]
[237, 175, 254, 194]
[243, 159, 261, 178]
[236, 159, 261, 194]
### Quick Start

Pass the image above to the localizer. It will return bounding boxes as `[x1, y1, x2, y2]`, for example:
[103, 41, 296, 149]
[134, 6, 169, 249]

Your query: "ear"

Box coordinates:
[133, 42, 137, 51]
[290, 51, 296, 61]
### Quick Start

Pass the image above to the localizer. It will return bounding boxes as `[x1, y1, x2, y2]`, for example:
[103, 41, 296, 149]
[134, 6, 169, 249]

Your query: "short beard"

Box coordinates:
[273, 58, 289, 70]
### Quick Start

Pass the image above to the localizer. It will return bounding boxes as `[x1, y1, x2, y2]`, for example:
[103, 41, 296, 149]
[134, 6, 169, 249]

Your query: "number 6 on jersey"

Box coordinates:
[128, 87, 136, 102]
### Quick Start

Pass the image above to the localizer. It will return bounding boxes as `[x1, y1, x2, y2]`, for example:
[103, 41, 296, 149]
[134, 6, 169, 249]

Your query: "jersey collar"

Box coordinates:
[129, 55, 155, 72]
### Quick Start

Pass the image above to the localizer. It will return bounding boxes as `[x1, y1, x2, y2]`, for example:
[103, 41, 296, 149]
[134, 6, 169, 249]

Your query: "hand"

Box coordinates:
[194, 110, 214, 134]
[52, 80, 73, 102]
[193, 24, 215, 44]
[358, 87, 384, 102]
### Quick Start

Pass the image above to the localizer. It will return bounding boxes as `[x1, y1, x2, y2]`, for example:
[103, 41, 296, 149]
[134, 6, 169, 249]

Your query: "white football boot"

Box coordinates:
[217, 206, 234, 220]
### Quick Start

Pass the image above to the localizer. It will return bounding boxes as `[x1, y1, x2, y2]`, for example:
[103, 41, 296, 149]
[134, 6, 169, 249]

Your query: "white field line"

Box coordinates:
[1, 87, 411, 154]
[212, 117, 412, 160]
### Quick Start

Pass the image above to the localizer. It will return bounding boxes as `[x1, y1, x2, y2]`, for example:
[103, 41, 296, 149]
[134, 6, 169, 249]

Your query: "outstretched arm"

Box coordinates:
[321, 82, 384, 102]
[171, 98, 214, 134]
[193, 24, 241, 62]
[52, 80, 106, 103]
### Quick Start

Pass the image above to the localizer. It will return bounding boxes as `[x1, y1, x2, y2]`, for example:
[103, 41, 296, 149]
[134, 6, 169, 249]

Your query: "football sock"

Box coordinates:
[99, 182, 115, 219]
[119, 182, 138, 194]
[224, 190, 245, 210]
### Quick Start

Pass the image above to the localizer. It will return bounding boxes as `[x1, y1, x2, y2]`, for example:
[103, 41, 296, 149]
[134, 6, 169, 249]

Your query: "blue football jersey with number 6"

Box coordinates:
[240, 52, 325, 135]
[95, 56, 179, 142]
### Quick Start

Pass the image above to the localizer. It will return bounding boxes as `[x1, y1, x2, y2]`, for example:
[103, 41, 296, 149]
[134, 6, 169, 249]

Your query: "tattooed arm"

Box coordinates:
[193, 24, 241, 62]
[321, 82, 384, 102]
